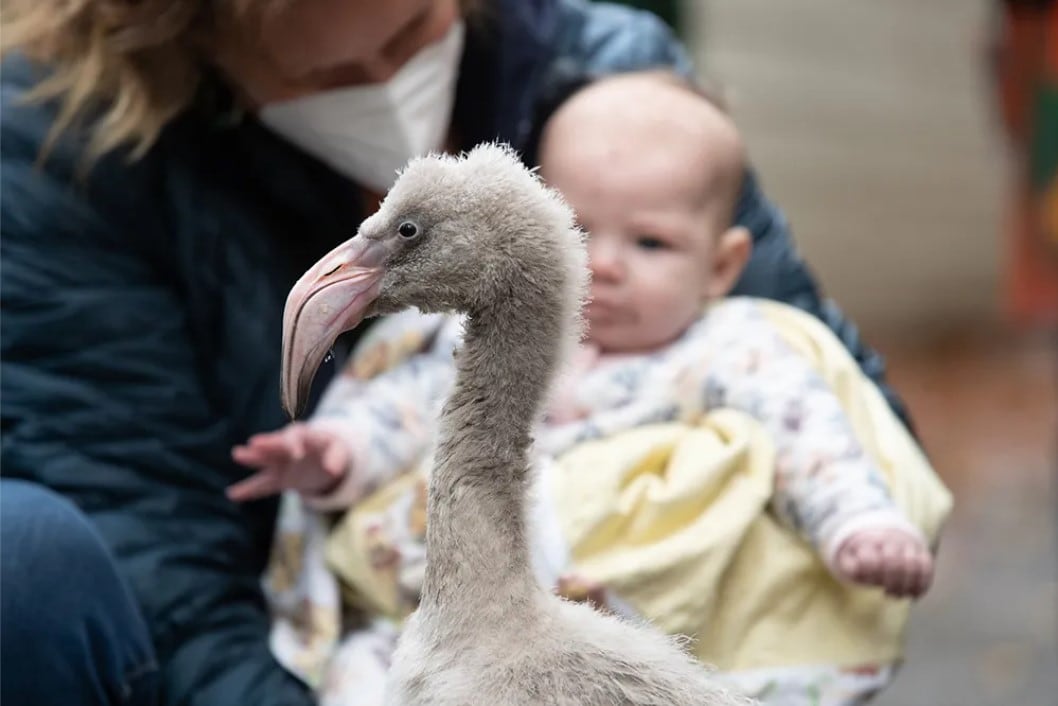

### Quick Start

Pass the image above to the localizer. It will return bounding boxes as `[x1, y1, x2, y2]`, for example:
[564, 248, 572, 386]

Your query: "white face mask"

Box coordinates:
[260, 21, 465, 192]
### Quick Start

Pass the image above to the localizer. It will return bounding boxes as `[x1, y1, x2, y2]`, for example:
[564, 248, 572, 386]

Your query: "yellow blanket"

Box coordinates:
[323, 300, 953, 672]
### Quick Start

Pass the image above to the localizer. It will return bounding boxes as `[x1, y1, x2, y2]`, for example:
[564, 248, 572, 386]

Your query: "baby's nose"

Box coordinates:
[588, 242, 625, 282]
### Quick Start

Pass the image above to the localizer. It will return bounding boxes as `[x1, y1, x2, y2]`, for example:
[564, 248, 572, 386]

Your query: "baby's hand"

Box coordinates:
[556, 573, 610, 613]
[832, 527, 934, 599]
[227, 423, 351, 502]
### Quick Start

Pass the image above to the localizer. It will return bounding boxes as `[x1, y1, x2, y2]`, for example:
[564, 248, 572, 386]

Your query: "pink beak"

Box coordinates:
[281, 236, 387, 418]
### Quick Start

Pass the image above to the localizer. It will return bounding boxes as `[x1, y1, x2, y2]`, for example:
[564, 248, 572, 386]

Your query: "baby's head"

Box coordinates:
[538, 71, 751, 354]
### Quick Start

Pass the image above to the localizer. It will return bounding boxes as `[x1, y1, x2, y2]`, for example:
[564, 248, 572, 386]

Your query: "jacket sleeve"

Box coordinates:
[0, 102, 315, 706]
[537, 0, 913, 431]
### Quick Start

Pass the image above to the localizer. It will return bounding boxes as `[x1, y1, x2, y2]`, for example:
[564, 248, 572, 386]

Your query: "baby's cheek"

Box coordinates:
[644, 291, 696, 333]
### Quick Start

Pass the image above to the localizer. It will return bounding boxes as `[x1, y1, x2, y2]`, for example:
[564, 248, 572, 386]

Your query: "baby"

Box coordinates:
[232, 72, 939, 704]
[537, 72, 934, 596]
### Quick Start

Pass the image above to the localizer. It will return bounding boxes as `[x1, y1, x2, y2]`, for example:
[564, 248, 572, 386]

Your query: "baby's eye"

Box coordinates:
[636, 236, 668, 251]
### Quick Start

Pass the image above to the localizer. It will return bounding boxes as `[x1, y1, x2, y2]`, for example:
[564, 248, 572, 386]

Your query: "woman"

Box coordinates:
[0, 1, 909, 704]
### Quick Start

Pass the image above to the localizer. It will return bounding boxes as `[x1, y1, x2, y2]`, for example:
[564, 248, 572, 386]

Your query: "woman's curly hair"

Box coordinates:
[1, 0, 482, 161]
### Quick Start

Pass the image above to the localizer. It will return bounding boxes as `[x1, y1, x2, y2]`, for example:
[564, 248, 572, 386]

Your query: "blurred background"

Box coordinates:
[617, 0, 1057, 703]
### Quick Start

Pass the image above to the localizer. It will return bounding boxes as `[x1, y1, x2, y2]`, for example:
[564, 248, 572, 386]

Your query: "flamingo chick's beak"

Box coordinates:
[281, 236, 386, 418]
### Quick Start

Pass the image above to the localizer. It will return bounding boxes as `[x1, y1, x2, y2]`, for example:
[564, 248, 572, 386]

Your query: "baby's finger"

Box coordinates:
[882, 543, 911, 597]
[903, 570, 924, 599]
[854, 543, 883, 584]
[244, 430, 289, 449]
[882, 547, 913, 598]
[892, 546, 918, 596]
[913, 552, 935, 597]
[248, 433, 296, 456]
[232, 445, 274, 468]
[258, 434, 311, 467]
[226, 471, 282, 502]
[906, 544, 926, 596]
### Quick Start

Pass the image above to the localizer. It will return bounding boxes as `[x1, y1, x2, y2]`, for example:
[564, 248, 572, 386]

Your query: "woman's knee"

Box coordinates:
[1, 479, 159, 706]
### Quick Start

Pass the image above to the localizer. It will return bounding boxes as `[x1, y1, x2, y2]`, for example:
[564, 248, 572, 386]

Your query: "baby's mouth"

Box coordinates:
[586, 300, 629, 324]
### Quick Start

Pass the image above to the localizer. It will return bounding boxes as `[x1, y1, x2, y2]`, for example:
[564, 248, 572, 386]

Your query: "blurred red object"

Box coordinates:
[990, 0, 1058, 329]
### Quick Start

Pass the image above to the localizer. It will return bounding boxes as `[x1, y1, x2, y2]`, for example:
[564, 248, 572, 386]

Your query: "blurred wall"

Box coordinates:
[685, 0, 1005, 336]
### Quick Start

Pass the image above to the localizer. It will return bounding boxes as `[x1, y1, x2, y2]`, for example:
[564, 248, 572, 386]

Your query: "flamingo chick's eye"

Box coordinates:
[398, 221, 419, 239]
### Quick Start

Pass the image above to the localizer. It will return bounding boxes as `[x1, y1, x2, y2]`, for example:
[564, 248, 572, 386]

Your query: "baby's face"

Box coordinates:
[542, 129, 726, 354]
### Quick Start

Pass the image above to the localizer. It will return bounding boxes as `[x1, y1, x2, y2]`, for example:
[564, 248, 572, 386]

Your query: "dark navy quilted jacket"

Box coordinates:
[0, 1, 907, 703]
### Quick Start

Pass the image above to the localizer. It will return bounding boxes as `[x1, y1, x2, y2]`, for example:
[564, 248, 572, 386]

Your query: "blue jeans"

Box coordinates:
[1, 479, 159, 706]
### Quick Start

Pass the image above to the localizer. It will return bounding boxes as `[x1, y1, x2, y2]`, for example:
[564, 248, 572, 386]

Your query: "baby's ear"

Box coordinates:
[705, 226, 752, 299]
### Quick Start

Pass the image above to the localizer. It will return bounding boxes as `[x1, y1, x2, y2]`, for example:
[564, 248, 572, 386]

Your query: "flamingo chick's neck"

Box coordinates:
[420, 284, 567, 627]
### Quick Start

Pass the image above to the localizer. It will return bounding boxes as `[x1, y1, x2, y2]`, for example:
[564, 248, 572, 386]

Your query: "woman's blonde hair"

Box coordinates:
[1, 0, 483, 161]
